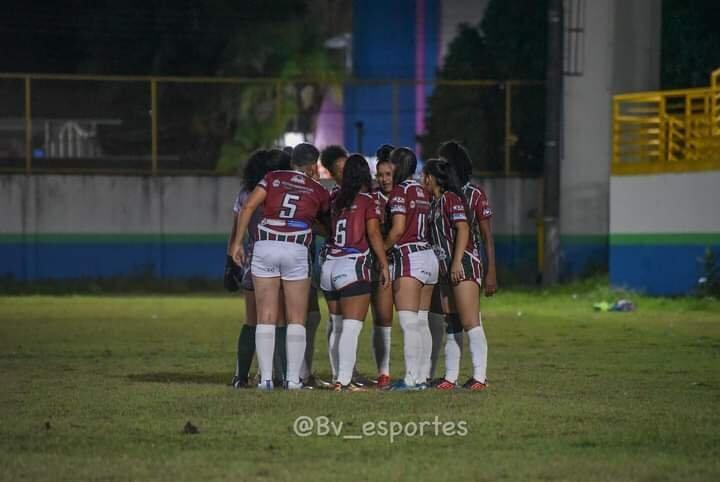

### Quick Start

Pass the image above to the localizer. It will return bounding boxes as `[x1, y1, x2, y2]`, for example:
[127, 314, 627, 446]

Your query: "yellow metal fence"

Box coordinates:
[0, 73, 543, 176]
[612, 67, 720, 175]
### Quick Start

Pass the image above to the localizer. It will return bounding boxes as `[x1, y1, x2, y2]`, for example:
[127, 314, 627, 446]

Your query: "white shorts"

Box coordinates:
[251, 240, 310, 281]
[391, 247, 439, 285]
[320, 254, 373, 293]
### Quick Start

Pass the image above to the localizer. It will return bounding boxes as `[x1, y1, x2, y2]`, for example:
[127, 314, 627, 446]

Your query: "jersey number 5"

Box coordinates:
[334, 219, 347, 246]
[279, 194, 300, 218]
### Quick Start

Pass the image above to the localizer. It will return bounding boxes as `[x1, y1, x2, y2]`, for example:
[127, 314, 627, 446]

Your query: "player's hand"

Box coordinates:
[224, 255, 241, 292]
[232, 243, 246, 266]
[450, 260, 463, 285]
[379, 264, 390, 289]
[484, 268, 497, 296]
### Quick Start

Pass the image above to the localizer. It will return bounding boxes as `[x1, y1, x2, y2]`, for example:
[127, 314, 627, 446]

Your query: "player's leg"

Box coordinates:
[436, 285, 463, 390]
[252, 276, 281, 389]
[273, 289, 288, 386]
[232, 287, 257, 388]
[301, 287, 321, 384]
[453, 278, 487, 390]
[428, 285, 446, 384]
[417, 281, 436, 387]
[370, 278, 393, 387]
[392, 276, 422, 389]
[321, 257, 342, 384]
[281, 277, 311, 388]
[335, 285, 372, 390]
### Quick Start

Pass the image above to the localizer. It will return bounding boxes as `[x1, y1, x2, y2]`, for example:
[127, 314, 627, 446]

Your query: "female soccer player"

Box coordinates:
[320, 154, 390, 391]
[384, 147, 438, 390]
[231, 143, 330, 390]
[318, 145, 348, 384]
[370, 144, 395, 388]
[436, 141, 497, 390]
[226, 149, 291, 388]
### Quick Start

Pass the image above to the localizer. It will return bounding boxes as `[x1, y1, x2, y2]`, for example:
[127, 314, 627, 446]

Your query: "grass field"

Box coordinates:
[1, 284, 719, 481]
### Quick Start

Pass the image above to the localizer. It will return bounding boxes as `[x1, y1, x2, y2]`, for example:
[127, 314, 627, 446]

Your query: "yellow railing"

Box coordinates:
[612, 67, 720, 175]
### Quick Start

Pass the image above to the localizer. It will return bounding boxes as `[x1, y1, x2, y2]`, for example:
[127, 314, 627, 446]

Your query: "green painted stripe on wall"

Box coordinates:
[610, 233, 720, 246]
[0, 233, 228, 244]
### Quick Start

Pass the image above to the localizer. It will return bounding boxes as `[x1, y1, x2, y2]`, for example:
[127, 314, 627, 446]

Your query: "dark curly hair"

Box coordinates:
[243, 150, 270, 192]
[292, 142, 320, 167]
[438, 140, 472, 186]
[266, 148, 291, 172]
[389, 147, 417, 184]
[423, 158, 464, 196]
[320, 145, 348, 173]
[334, 154, 371, 213]
[375, 143, 394, 167]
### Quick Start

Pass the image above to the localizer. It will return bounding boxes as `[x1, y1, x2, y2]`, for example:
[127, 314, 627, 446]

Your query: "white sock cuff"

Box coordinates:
[398, 310, 417, 329]
[343, 319, 363, 332]
[418, 310, 429, 321]
[256, 324, 275, 335]
[287, 324, 306, 337]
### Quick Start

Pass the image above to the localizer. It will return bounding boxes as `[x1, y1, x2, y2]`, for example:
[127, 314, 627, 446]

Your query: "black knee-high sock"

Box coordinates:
[273, 326, 288, 383]
[235, 325, 256, 382]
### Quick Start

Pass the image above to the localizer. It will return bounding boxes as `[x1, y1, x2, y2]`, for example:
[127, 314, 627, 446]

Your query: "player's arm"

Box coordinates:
[231, 187, 266, 265]
[384, 214, 405, 252]
[367, 218, 390, 288]
[479, 218, 497, 296]
[450, 220, 470, 285]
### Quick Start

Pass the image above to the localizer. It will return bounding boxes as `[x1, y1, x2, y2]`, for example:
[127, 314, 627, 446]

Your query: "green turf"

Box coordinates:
[1, 287, 719, 481]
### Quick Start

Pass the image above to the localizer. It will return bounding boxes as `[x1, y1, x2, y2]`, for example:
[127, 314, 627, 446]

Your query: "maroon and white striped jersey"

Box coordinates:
[326, 192, 381, 257]
[387, 180, 432, 247]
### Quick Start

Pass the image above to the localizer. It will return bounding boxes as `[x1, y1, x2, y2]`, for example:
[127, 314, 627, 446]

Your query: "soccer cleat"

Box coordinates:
[428, 378, 445, 388]
[334, 382, 367, 392]
[257, 379, 274, 391]
[435, 379, 457, 391]
[231, 376, 250, 389]
[386, 380, 417, 391]
[415, 382, 429, 390]
[376, 374, 391, 389]
[462, 378, 488, 391]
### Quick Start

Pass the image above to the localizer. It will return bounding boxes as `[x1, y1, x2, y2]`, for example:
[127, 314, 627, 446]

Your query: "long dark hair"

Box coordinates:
[389, 147, 417, 184]
[243, 150, 270, 192]
[438, 140, 472, 186]
[335, 154, 371, 213]
[266, 148, 291, 172]
[423, 158, 464, 196]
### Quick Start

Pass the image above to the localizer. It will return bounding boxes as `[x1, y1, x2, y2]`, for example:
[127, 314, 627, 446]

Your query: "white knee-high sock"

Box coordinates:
[397, 310, 420, 386]
[418, 310, 432, 382]
[301, 310, 321, 380]
[428, 312, 445, 380]
[444, 315, 463, 383]
[328, 314, 343, 381]
[372, 325, 392, 376]
[337, 319, 363, 386]
[467, 320, 488, 383]
[255, 324, 276, 384]
[285, 324, 306, 385]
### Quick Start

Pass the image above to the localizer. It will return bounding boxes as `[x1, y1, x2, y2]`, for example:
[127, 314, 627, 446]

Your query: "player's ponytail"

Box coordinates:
[423, 158, 463, 196]
[438, 140, 472, 186]
[389, 147, 417, 184]
[335, 154, 371, 213]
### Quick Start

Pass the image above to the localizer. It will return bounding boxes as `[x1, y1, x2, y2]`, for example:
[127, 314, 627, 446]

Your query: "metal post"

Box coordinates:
[150, 79, 158, 174]
[504, 82, 512, 176]
[355, 121, 365, 154]
[392, 81, 399, 145]
[542, 0, 563, 286]
[24, 77, 32, 173]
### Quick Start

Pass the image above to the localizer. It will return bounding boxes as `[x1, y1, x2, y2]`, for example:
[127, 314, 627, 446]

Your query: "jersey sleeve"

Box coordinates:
[365, 196, 382, 221]
[388, 187, 407, 215]
[445, 193, 468, 224]
[257, 173, 271, 191]
[475, 189, 493, 220]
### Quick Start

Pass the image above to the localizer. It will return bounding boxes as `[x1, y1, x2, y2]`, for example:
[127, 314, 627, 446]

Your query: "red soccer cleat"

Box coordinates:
[462, 378, 488, 391]
[376, 374, 391, 389]
[435, 379, 457, 391]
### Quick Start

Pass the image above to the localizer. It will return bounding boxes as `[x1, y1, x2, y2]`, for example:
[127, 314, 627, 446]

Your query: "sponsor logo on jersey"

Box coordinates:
[272, 179, 281, 187]
[483, 207, 492, 216]
[291, 174, 306, 185]
[410, 200, 416, 209]
[416, 188, 425, 198]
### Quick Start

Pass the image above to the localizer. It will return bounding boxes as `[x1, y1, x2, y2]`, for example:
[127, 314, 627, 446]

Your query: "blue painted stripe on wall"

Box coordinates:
[610, 244, 718, 295]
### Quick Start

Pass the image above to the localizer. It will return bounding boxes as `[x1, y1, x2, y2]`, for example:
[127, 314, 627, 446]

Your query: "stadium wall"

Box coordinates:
[609, 171, 720, 295]
[0, 174, 540, 282]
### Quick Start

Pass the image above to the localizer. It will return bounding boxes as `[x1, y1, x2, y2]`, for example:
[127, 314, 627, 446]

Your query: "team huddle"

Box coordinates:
[224, 141, 497, 391]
